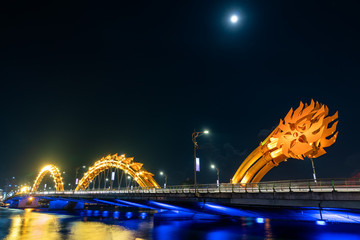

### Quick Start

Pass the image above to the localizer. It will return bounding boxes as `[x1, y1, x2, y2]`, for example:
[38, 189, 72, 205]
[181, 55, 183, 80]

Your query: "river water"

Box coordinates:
[0, 208, 360, 240]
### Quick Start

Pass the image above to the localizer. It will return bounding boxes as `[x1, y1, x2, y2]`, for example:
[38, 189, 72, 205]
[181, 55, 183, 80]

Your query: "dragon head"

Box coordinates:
[268, 100, 338, 160]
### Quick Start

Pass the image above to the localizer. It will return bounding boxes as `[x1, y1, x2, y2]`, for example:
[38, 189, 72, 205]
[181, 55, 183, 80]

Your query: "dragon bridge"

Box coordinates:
[32, 164, 64, 192]
[232, 100, 339, 185]
[75, 154, 160, 191]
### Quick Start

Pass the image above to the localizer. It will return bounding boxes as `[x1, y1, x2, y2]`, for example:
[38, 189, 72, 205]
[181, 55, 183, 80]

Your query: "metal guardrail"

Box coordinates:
[27, 178, 360, 196]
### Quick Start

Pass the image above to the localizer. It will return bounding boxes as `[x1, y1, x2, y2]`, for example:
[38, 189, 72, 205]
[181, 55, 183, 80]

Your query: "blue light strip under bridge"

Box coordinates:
[115, 199, 155, 209]
[148, 201, 195, 213]
[93, 199, 128, 207]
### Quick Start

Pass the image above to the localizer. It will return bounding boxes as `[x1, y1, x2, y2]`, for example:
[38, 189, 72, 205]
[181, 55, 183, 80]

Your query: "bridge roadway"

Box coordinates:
[27, 180, 360, 210]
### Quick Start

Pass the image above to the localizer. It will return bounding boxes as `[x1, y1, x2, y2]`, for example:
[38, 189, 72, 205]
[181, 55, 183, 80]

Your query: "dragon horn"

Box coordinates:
[320, 131, 338, 148]
[284, 107, 294, 122]
[301, 100, 315, 117]
[293, 101, 304, 118]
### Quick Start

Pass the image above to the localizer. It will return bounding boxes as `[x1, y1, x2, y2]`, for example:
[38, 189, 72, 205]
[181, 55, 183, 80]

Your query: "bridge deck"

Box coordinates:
[22, 181, 360, 210]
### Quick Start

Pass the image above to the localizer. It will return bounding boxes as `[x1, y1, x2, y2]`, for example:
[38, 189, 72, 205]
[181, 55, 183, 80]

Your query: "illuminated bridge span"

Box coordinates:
[32, 164, 64, 192]
[29, 154, 159, 194]
[7, 100, 357, 223]
[8, 179, 360, 224]
[26, 100, 339, 195]
[75, 154, 159, 190]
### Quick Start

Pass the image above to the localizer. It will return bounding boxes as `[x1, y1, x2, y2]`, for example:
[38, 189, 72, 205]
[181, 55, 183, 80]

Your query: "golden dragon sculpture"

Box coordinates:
[232, 100, 339, 185]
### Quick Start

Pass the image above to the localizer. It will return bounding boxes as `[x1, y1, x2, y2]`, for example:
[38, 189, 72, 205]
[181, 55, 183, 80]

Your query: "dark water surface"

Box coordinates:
[0, 208, 360, 240]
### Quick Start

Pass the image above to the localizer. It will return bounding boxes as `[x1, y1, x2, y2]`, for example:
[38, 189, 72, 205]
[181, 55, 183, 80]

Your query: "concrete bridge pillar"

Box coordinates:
[18, 197, 39, 208]
[49, 200, 84, 210]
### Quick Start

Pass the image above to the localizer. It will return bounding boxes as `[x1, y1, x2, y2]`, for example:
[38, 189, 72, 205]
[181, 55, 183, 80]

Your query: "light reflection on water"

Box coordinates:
[1, 208, 360, 240]
[1, 208, 151, 240]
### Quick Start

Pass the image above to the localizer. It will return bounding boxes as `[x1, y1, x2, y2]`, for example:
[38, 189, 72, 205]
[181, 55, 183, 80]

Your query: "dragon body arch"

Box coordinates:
[32, 164, 64, 192]
[75, 154, 160, 191]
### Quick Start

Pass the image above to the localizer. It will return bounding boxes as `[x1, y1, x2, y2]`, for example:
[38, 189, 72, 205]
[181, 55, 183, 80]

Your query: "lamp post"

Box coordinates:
[75, 167, 80, 186]
[211, 164, 220, 187]
[309, 158, 317, 183]
[75, 166, 86, 186]
[192, 129, 209, 195]
[159, 171, 167, 189]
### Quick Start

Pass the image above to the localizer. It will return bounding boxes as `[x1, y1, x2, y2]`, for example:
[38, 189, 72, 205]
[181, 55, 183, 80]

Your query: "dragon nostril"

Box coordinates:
[298, 135, 307, 143]
[293, 132, 298, 138]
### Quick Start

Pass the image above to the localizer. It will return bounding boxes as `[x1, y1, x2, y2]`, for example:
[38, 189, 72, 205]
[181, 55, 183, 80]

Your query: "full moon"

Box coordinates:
[230, 14, 239, 23]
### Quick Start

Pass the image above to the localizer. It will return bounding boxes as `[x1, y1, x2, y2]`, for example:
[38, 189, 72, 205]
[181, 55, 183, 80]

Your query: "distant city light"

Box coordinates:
[230, 14, 239, 23]
[256, 218, 265, 223]
[159, 171, 164, 176]
[204, 130, 209, 134]
[82, 166, 86, 169]
[211, 164, 215, 169]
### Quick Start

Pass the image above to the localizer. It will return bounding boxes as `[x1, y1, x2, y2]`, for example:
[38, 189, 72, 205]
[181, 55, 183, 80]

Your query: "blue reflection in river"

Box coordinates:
[1, 208, 360, 240]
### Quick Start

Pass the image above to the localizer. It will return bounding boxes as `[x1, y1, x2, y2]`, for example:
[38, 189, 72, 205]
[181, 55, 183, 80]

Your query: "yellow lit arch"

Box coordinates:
[75, 154, 160, 191]
[32, 164, 64, 192]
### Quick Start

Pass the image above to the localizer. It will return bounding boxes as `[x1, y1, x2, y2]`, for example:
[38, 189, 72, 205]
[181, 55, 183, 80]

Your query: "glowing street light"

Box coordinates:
[159, 171, 168, 189]
[192, 129, 210, 195]
[211, 164, 220, 187]
[126, 176, 133, 190]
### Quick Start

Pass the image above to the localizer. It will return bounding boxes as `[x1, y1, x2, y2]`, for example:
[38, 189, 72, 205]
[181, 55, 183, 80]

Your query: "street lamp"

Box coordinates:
[127, 175, 131, 190]
[211, 164, 220, 187]
[192, 129, 210, 195]
[159, 171, 168, 189]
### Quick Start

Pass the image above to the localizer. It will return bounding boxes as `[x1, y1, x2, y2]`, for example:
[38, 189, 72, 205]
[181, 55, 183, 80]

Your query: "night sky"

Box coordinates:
[1, 0, 360, 187]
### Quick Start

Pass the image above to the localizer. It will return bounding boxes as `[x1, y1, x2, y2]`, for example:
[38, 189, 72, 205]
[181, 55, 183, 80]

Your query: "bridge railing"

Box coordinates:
[151, 178, 360, 194]
[27, 178, 360, 195]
